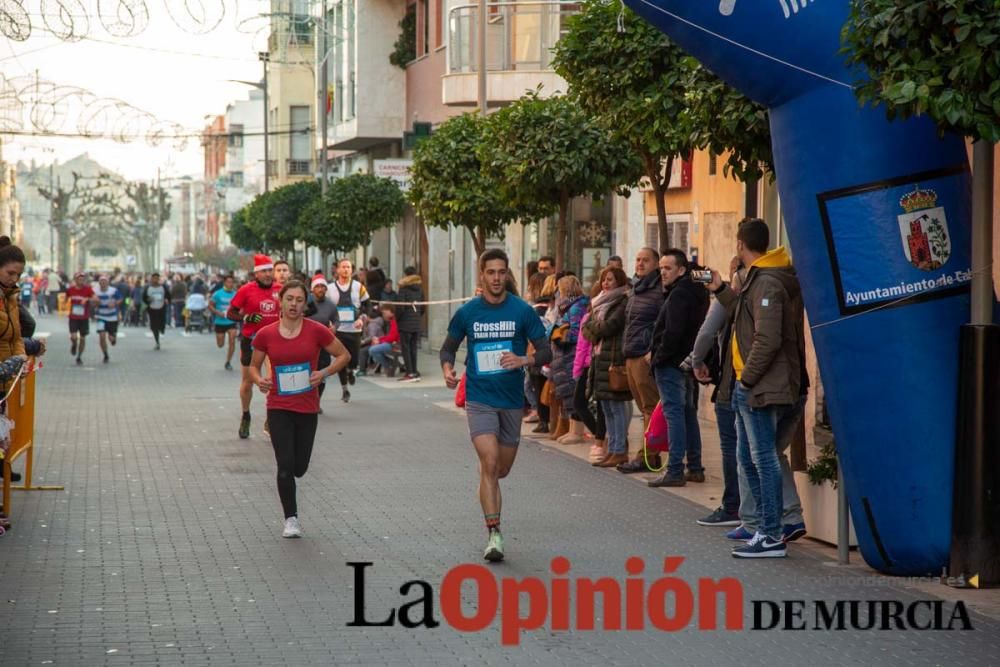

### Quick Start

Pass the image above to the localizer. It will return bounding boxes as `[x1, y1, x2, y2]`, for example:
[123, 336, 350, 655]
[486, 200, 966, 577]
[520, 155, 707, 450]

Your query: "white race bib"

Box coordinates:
[275, 363, 311, 395]
[474, 341, 513, 376]
[337, 307, 355, 324]
[71, 304, 85, 317]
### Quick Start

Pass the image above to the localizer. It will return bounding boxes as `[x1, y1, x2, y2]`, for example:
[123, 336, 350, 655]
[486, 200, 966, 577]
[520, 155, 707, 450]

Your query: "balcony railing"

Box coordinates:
[287, 159, 312, 176]
[447, 1, 579, 75]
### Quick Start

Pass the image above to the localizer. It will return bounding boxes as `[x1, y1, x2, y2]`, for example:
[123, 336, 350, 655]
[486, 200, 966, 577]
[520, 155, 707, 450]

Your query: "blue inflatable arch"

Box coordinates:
[625, 0, 998, 575]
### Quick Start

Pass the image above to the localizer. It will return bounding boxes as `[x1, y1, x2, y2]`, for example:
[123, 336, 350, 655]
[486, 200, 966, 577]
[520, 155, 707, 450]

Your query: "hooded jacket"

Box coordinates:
[716, 247, 806, 408]
[623, 271, 665, 359]
[0, 285, 25, 361]
[650, 273, 709, 369]
[395, 275, 424, 333]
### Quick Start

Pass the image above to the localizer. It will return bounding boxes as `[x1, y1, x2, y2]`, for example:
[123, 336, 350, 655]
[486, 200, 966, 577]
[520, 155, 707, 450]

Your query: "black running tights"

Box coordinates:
[336, 331, 361, 385]
[268, 409, 319, 519]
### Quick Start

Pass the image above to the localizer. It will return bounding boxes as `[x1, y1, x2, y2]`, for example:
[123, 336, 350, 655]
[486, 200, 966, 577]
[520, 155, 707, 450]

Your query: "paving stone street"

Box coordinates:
[1, 313, 998, 666]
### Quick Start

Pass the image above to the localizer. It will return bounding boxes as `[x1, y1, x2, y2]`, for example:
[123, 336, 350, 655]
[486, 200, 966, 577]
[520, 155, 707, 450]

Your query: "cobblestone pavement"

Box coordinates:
[1, 314, 998, 666]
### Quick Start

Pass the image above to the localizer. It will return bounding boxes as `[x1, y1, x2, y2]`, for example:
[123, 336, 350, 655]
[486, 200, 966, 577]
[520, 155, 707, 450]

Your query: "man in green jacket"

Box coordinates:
[708, 218, 807, 559]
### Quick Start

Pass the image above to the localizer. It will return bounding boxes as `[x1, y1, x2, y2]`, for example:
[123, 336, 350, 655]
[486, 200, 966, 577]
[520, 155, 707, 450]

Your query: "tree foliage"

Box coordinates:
[246, 180, 320, 255]
[389, 5, 417, 69]
[553, 1, 773, 242]
[298, 173, 406, 255]
[409, 113, 524, 256]
[480, 92, 641, 271]
[228, 207, 262, 251]
[843, 0, 1000, 142]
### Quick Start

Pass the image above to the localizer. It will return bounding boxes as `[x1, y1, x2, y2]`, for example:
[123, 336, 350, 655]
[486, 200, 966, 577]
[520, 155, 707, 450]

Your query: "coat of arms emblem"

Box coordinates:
[898, 186, 951, 271]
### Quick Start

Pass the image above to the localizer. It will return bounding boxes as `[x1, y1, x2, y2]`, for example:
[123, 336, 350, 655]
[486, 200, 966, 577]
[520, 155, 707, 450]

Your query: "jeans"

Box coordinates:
[738, 395, 806, 531]
[268, 409, 319, 519]
[654, 365, 704, 477]
[369, 342, 393, 369]
[400, 331, 420, 375]
[600, 400, 629, 454]
[172, 301, 185, 327]
[733, 384, 784, 540]
[715, 397, 740, 515]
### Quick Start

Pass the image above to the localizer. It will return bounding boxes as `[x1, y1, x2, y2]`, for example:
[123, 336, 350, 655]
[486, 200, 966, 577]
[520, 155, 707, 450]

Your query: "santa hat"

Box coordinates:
[253, 254, 273, 272]
[311, 275, 327, 289]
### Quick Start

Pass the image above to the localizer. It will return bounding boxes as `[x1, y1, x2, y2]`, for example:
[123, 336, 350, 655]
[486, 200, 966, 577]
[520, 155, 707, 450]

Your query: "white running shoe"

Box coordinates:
[484, 530, 504, 562]
[282, 516, 303, 538]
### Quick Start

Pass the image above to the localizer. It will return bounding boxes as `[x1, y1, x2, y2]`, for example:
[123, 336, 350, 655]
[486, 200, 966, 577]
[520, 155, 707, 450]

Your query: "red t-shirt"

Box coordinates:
[252, 319, 335, 413]
[230, 281, 281, 338]
[66, 285, 95, 320]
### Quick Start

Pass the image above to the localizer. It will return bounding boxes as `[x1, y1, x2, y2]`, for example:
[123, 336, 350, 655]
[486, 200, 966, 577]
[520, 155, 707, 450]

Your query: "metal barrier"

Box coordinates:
[2, 359, 63, 516]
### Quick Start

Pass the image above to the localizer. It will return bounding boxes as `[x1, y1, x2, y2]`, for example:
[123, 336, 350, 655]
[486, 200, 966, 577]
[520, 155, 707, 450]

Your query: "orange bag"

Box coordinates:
[455, 373, 467, 408]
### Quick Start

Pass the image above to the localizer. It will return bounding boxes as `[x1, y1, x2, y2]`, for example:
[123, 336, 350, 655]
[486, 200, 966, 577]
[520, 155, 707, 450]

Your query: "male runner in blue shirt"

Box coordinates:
[440, 249, 551, 562]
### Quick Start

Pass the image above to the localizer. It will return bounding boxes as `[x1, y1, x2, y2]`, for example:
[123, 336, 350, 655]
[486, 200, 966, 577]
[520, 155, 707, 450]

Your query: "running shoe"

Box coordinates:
[726, 525, 754, 541]
[282, 516, 303, 538]
[103, 354, 109, 364]
[484, 530, 504, 562]
[225, 361, 233, 371]
[402, 373, 422, 383]
[238, 413, 251, 439]
[342, 388, 351, 403]
[75, 357, 83, 366]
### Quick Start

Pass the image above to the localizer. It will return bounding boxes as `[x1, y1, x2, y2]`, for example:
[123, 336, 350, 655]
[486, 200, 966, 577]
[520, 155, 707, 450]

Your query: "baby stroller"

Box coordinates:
[184, 292, 208, 333]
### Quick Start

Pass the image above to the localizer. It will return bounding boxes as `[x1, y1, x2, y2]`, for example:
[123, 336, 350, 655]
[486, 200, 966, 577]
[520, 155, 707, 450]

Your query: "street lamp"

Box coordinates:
[258, 51, 271, 193]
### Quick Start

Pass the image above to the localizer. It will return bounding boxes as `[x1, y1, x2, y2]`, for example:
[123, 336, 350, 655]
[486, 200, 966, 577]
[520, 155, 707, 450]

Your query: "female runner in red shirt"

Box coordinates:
[249, 280, 350, 538]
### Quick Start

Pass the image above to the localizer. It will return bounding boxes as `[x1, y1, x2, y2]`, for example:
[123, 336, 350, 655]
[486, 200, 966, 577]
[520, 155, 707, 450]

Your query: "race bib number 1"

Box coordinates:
[275, 363, 312, 395]
[474, 341, 513, 376]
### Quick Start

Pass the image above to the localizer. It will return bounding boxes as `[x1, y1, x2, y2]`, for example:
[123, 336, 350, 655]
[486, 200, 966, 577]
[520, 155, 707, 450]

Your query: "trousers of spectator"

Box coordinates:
[738, 395, 807, 532]
[316, 349, 332, 400]
[400, 331, 420, 375]
[368, 342, 394, 370]
[531, 373, 550, 424]
[654, 365, 705, 478]
[715, 397, 740, 516]
[148, 308, 167, 344]
[171, 301, 185, 327]
[600, 400, 629, 454]
[572, 374, 605, 440]
[625, 356, 660, 434]
[267, 409, 318, 519]
[524, 373, 539, 411]
[733, 384, 783, 541]
[335, 331, 361, 385]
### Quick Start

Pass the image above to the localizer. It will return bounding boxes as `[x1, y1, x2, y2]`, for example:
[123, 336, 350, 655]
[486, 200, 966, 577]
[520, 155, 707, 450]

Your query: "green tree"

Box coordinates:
[554, 2, 773, 242]
[228, 207, 263, 251]
[480, 93, 641, 271]
[297, 173, 406, 256]
[409, 113, 525, 257]
[843, 0, 1000, 142]
[246, 180, 320, 257]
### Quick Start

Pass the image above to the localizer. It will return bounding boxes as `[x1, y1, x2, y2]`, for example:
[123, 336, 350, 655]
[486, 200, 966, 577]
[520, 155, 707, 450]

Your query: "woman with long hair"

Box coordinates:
[549, 275, 588, 442]
[583, 267, 632, 467]
[250, 280, 350, 538]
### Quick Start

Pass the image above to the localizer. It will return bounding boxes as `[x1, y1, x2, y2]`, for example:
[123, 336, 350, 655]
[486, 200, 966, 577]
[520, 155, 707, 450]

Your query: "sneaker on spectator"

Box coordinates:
[782, 522, 807, 543]
[726, 525, 754, 541]
[523, 412, 540, 424]
[732, 532, 786, 558]
[697, 507, 741, 527]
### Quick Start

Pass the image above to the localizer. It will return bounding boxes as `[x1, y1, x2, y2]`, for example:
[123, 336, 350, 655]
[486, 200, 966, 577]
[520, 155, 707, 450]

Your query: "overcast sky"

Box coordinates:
[1, 0, 275, 182]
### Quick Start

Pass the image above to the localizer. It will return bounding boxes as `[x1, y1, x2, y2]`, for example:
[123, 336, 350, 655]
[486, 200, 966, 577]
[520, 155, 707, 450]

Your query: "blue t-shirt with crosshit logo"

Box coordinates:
[447, 294, 547, 410]
[211, 288, 237, 325]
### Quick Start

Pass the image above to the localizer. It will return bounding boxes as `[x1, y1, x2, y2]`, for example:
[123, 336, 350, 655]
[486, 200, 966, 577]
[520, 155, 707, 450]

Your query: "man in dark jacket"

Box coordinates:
[395, 266, 424, 382]
[616, 247, 665, 474]
[366, 257, 387, 302]
[648, 249, 709, 487]
[709, 218, 806, 558]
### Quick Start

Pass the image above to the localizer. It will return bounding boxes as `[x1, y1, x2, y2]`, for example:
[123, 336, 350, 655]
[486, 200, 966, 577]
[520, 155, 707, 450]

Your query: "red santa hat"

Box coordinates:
[311, 275, 327, 289]
[253, 254, 274, 272]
